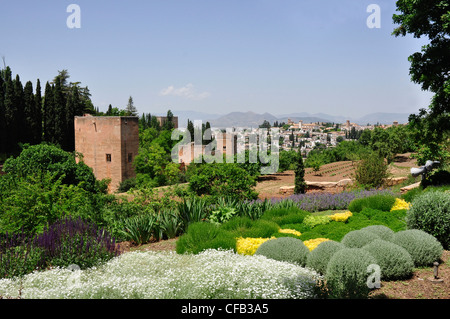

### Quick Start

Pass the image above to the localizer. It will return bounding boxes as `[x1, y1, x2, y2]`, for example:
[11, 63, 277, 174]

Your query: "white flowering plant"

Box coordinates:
[0, 249, 323, 299]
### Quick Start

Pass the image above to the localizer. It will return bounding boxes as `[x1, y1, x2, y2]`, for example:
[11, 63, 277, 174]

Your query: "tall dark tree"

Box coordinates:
[106, 104, 113, 116]
[64, 85, 83, 150]
[3, 68, 16, 152]
[187, 119, 195, 142]
[164, 110, 174, 130]
[43, 82, 55, 143]
[0, 70, 6, 153]
[13, 74, 26, 145]
[52, 77, 66, 148]
[34, 79, 42, 144]
[294, 150, 307, 194]
[23, 81, 35, 144]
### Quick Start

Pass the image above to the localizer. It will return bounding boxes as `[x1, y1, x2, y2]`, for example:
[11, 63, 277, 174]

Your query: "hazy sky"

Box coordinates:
[0, 0, 434, 118]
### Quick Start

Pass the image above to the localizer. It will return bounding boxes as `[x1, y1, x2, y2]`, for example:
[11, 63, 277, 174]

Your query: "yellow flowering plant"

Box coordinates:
[390, 198, 411, 211]
[303, 238, 330, 251]
[329, 211, 353, 222]
[278, 229, 302, 237]
[236, 237, 275, 255]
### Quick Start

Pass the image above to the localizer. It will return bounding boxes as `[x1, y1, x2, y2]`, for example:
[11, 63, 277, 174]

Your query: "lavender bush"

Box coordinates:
[245, 189, 396, 213]
[0, 217, 120, 279]
[283, 189, 396, 212]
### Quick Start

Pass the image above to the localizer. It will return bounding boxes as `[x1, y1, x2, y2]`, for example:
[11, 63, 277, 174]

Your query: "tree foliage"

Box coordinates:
[393, 0, 450, 164]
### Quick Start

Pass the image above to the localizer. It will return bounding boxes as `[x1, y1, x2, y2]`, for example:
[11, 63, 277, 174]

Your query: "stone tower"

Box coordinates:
[74, 115, 139, 193]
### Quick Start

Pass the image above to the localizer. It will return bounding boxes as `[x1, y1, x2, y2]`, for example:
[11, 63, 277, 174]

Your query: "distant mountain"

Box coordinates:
[355, 112, 410, 125]
[161, 110, 222, 128]
[170, 110, 411, 128]
[277, 112, 347, 124]
[208, 111, 278, 128]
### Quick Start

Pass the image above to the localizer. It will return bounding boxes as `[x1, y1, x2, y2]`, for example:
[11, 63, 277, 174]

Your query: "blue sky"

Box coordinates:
[0, 0, 434, 118]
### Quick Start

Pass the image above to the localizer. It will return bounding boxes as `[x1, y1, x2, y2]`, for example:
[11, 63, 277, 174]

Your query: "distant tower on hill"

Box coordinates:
[74, 115, 139, 193]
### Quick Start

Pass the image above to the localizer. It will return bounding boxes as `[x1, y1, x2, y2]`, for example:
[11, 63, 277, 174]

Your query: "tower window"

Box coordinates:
[106, 154, 112, 162]
[128, 153, 133, 163]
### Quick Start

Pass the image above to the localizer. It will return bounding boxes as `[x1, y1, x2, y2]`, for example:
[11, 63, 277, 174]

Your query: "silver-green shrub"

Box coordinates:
[362, 239, 414, 280]
[406, 191, 450, 249]
[325, 248, 377, 299]
[341, 229, 380, 248]
[389, 229, 443, 267]
[306, 240, 345, 275]
[255, 237, 310, 266]
[360, 225, 395, 241]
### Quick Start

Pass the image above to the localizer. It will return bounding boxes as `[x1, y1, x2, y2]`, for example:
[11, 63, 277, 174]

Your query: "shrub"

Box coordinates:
[208, 206, 237, 225]
[390, 198, 411, 211]
[306, 240, 345, 275]
[33, 217, 120, 270]
[406, 191, 450, 249]
[261, 207, 311, 225]
[389, 229, 443, 267]
[303, 238, 330, 251]
[176, 197, 209, 232]
[241, 219, 280, 238]
[341, 229, 380, 248]
[353, 151, 389, 189]
[118, 213, 157, 245]
[362, 239, 414, 280]
[117, 177, 137, 193]
[236, 237, 275, 255]
[2, 143, 99, 193]
[187, 163, 258, 200]
[278, 228, 302, 237]
[220, 216, 254, 235]
[255, 237, 310, 266]
[303, 215, 331, 229]
[360, 225, 395, 241]
[348, 194, 396, 213]
[325, 248, 377, 299]
[329, 211, 352, 222]
[176, 222, 235, 254]
[358, 207, 407, 232]
[299, 222, 352, 242]
[157, 210, 183, 239]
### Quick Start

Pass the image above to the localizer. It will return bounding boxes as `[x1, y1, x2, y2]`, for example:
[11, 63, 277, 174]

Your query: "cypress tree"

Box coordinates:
[34, 79, 42, 144]
[23, 81, 35, 144]
[13, 75, 26, 142]
[0, 71, 5, 154]
[4, 68, 15, 152]
[187, 119, 194, 142]
[43, 82, 54, 143]
[64, 85, 82, 150]
[106, 104, 113, 116]
[294, 149, 307, 194]
[53, 77, 66, 148]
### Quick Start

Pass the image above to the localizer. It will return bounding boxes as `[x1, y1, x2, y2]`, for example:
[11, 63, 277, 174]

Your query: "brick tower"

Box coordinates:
[74, 115, 139, 192]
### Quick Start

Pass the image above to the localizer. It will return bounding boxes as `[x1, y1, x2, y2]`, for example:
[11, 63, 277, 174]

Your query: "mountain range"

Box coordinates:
[167, 110, 411, 128]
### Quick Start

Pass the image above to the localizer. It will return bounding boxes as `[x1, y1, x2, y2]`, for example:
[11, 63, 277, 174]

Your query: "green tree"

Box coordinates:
[393, 0, 450, 164]
[23, 81, 35, 144]
[0, 69, 6, 154]
[52, 77, 66, 147]
[294, 150, 307, 194]
[354, 151, 390, 189]
[187, 163, 258, 200]
[33, 79, 43, 144]
[125, 95, 138, 116]
[43, 82, 55, 143]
